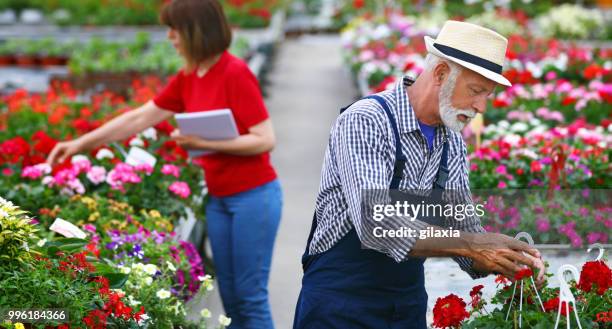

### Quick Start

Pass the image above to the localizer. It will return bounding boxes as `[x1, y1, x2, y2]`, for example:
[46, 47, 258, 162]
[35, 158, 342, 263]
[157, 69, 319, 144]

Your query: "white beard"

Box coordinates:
[438, 70, 476, 133]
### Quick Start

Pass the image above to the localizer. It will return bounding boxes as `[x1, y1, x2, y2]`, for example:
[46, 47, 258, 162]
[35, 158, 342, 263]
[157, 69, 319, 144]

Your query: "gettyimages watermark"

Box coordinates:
[357, 188, 611, 254]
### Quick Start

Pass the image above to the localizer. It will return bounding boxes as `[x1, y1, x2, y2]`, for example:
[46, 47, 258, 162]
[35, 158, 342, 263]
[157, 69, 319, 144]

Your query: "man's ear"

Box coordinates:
[432, 62, 450, 86]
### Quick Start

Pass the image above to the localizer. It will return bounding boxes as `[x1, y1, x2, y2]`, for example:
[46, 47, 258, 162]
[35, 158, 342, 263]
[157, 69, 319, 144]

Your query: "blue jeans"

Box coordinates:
[207, 179, 282, 329]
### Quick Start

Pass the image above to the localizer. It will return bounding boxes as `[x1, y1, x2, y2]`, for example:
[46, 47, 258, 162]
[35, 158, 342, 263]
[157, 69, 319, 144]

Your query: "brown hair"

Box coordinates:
[160, 0, 232, 71]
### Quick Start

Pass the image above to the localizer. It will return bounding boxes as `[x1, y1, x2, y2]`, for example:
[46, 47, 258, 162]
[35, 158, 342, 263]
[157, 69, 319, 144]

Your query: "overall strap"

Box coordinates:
[433, 141, 449, 190]
[362, 95, 406, 190]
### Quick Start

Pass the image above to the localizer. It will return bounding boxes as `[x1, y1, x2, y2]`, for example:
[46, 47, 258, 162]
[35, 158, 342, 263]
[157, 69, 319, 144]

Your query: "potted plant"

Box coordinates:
[13, 39, 39, 67]
[0, 41, 16, 66]
[38, 38, 70, 66]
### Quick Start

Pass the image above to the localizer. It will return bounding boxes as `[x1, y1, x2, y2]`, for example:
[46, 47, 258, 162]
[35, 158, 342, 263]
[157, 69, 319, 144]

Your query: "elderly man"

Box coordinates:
[293, 21, 546, 328]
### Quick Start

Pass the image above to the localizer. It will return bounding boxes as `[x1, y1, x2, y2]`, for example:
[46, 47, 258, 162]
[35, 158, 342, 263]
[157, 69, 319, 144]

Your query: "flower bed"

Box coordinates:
[0, 197, 228, 329]
[338, 9, 611, 247]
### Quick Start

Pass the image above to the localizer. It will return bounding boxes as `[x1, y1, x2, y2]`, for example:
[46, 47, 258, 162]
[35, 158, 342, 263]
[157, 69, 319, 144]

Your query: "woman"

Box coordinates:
[47, 1, 282, 328]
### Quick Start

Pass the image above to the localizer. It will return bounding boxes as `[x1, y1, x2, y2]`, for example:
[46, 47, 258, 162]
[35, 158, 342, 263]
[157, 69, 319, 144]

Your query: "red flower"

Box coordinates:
[561, 96, 576, 106]
[543, 296, 572, 316]
[155, 120, 175, 135]
[578, 260, 611, 295]
[583, 64, 603, 80]
[248, 8, 271, 20]
[432, 294, 469, 328]
[495, 275, 510, 285]
[32, 130, 58, 155]
[530, 160, 542, 173]
[492, 98, 510, 108]
[469, 284, 484, 308]
[514, 268, 533, 281]
[516, 168, 524, 175]
[0, 136, 30, 164]
[353, 0, 365, 9]
[83, 309, 107, 329]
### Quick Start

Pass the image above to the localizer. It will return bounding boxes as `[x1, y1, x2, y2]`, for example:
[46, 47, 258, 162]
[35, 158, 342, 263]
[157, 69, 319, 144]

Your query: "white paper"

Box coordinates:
[126, 147, 157, 167]
[50, 218, 87, 239]
[174, 109, 239, 157]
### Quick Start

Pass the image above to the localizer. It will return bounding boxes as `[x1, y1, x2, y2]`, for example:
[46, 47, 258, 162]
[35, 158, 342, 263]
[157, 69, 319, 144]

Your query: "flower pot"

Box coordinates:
[40, 56, 66, 67]
[14, 55, 38, 67]
[0, 54, 14, 66]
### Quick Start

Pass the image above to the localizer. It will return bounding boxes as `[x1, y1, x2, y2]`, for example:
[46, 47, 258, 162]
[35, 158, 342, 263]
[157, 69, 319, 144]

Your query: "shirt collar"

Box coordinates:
[394, 76, 449, 141]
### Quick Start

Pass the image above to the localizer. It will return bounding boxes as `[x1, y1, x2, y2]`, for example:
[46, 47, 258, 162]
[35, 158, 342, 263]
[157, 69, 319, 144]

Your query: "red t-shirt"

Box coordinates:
[153, 51, 277, 197]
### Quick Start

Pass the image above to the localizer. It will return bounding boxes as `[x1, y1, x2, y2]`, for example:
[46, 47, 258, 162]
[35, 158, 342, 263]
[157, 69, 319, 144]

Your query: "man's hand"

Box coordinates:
[466, 233, 545, 287]
[170, 129, 209, 150]
[47, 139, 84, 167]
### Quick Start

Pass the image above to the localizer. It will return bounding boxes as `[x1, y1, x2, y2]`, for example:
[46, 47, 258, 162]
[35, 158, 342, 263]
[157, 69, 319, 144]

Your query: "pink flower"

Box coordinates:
[71, 156, 92, 174]
[106, 163, 142, 190]
[82, 224, 97, 233]
[86, 166, 107, 185]
[134, 163, 154, 175]
[169, 181, 191, 199]
[535, 218, 550, 232]
[2, 168, 13, 176]
[21, 163, 51, 179]
[545, 71, 557, 81]
[495, 165, 507, 175]
[161, 164, 181, 178]
[497, 181, 507, 189]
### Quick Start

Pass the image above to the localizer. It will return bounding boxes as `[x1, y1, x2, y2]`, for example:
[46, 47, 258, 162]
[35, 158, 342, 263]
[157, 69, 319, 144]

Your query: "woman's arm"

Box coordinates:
[171, 118, 276, 156]
[47, 101, 175, 166]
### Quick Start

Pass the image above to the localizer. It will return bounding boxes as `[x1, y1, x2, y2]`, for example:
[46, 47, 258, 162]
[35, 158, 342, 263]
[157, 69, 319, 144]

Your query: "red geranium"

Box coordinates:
[514, 268, 533, 281]
[495, 275, 510, 285]
[578, 260, 611, 295]
[32, 130, 58, 155]
[0, 136, 30, 164]
[469, 284, 484, 308]
[543, 296, 573, 316]
[432, 294, 469, 328]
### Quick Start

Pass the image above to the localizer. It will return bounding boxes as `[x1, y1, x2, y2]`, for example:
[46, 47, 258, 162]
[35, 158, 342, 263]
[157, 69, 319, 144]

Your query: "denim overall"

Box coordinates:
[293, 95, 449, 329]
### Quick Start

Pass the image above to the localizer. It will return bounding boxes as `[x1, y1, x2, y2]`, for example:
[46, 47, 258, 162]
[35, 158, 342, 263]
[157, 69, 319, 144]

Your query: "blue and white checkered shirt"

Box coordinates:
[310, 77, 486, 279]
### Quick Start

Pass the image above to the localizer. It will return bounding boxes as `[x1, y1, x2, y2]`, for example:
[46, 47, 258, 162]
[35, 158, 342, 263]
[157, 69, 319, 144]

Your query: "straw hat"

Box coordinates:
[425, 20, 512, 87]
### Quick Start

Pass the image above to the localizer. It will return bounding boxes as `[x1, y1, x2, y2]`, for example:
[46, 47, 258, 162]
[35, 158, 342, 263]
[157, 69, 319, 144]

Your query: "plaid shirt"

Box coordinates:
[311, 77, 486, 279]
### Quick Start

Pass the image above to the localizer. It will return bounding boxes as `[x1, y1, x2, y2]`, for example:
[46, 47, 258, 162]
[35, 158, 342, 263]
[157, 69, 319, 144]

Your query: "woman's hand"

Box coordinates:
[171, 129, 210, 150]
[47, 139, 85, 167]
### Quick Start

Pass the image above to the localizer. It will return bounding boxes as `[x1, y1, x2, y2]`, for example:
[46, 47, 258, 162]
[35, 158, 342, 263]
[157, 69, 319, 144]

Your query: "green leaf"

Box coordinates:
[102, 273, 129, 289]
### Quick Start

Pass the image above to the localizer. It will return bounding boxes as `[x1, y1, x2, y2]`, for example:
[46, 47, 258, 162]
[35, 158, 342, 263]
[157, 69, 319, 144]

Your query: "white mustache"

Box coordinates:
[455, 110, 476, 119]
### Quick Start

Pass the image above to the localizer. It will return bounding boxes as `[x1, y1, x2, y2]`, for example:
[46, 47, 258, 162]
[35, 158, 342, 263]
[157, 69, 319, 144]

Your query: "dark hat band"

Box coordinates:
[433, 43, 503, 74]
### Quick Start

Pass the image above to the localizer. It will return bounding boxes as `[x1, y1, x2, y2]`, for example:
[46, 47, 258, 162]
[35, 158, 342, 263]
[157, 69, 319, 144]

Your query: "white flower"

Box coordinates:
[42, 176, 53, 186]
[119, 266, 131, 274]
[129, 138, 144, 147]
[71, 154, 89, 164]
[95, 148, 114, 160]
[156, 289, 171, 299]
[36, 239, 47, 247]
[128, 295, 141, 306]
[143, 264, 158, 276]
[0, 208, 8, 219]
[132, 263, 145, 271]
[510, 122, 528, 133]
[141, 128, 158, 141]
[166, 261, 176, 272]
[200, 308, 211, 318]
[198, 274, 212, 282]
[137, 313, 149, 325]
[218, 314, 232, 327]
[143, 276, 153, 285]
[112, 289, 125, 297]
